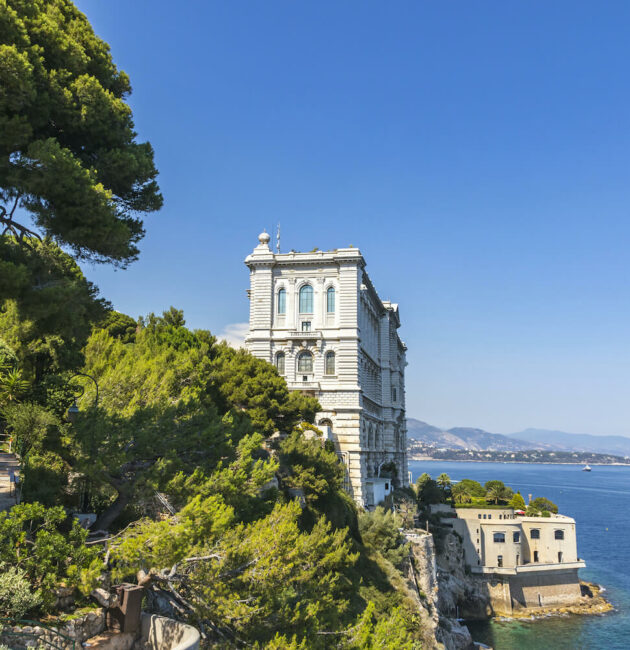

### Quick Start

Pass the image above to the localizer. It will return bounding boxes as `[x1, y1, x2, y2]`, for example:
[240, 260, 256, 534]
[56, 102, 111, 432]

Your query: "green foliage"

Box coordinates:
[3, 401, 59, 456]
[21, 450, 69, 506]
[74, 317, 235, 528]
[414, 473, 445, 506]
[358, 507, 406, 568]
[0, 563, 42, 618]
[99, 311, 137, 343]
[458, 478, 486, 497]
[393, 487, 417, 528]
[0, 362, 28, 407]
[509, 491, 526, 509]
[484, 480, 513, 505]
[0, 238, 108, 379]
[0, 0, 162, 265]
[436, 473, 451, 489]
[345, 601, 416, 649]
[3, 402, 69, 504]
[451, 478, 487, 504]
[211, 343, 320, 436]
[0, 503, 98, 612]
[280, 429, 343, 502]
[167, 432, 279, 523]
[529, 497, 558, 514]
[279, 428, 358, 531]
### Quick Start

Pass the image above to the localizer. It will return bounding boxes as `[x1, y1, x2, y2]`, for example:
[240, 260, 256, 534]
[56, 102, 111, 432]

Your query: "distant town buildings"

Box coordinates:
[245, 232, 407, 507]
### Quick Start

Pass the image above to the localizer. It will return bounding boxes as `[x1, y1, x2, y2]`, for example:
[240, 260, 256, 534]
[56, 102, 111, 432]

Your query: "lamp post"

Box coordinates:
[66, 372, 99, 422]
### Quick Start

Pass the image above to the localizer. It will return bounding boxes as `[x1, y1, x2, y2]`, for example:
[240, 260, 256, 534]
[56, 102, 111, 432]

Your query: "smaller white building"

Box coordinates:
[433, 505, 586, 613]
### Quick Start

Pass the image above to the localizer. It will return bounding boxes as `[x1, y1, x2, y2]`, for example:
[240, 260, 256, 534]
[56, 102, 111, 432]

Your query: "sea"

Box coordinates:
[408, 460, 630, 650]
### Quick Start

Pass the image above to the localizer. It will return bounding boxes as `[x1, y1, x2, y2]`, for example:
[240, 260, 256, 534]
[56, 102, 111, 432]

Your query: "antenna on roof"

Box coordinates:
[276, 223, 281, 254]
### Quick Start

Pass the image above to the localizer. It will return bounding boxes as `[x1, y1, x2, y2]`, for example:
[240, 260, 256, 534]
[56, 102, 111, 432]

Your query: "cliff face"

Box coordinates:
[404, 531, 475, 650]
[434, 530, 492, 620]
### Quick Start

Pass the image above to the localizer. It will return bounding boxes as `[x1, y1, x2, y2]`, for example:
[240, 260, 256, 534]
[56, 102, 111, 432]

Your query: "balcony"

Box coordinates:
[288, 330, 321, 339]
[288, 380, 320, 391]
[471, 560, 586, 576]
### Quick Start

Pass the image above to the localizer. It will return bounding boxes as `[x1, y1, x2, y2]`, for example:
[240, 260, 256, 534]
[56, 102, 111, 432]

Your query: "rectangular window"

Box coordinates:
[301, 321, 311, 332]
[497, 555, 503, 567]
[558, 551, 563, 563]
[327, 287, 335, 313]
[534, 550, 539, 562]
[277, 289, 286, 314]
[513, 532, 520, 543]
[299, 285, 313, 313]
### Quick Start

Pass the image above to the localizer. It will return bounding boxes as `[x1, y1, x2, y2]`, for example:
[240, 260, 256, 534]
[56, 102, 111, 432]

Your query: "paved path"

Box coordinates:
[0, 452, 19, 511]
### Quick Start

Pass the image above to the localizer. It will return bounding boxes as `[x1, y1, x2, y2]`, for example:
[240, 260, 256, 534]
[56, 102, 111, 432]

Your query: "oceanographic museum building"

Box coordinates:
[245, 232, 407, 508]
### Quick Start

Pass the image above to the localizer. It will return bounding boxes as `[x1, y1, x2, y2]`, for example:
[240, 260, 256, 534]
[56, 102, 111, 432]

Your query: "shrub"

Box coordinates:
[0, 564, 42, 618]
[358, 507, 407, 568]
[0, 503, 99, 612]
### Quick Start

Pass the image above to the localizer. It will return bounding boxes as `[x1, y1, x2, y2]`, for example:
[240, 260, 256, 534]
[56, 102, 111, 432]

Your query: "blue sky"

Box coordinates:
[74, 1, 630, 436]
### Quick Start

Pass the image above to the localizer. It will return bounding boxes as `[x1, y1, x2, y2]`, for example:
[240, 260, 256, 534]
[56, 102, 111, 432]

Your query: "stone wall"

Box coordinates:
[0, 608, 105, 649]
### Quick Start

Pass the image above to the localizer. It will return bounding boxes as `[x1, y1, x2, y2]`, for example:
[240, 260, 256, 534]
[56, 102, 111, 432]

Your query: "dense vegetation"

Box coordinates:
[0, 0, 162, 266]
[0, 4, 432, 647]
[413, 472, 557, 517]
[0, 288, 426, 647]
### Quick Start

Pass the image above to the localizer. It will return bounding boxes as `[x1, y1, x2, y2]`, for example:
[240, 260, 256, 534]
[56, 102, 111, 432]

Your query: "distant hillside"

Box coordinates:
[406, 418, 535, 452]
[508, 428, 630, 457]
[406, 418, 630, 456]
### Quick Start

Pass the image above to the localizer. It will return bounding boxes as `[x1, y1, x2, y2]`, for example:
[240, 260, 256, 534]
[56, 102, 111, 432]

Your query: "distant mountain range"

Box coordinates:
[406, 419, 630, 457]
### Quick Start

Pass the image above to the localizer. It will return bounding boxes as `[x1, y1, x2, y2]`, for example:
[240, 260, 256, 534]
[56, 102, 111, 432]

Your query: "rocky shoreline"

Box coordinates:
[499, 582, 613, 620]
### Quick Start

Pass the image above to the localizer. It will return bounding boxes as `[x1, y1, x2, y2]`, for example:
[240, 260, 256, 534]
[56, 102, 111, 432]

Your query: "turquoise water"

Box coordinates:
[408, 461, 630, 650]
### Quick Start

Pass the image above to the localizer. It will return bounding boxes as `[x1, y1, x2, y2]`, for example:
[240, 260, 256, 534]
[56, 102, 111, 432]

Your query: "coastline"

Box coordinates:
[409, 456, 630, 466]
[490, 583, 612, 621]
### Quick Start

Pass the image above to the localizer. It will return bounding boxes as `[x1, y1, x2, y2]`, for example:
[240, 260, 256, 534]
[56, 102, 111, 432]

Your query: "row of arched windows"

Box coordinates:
[277, 285, 335, 315]
[275, 350, 336, 375]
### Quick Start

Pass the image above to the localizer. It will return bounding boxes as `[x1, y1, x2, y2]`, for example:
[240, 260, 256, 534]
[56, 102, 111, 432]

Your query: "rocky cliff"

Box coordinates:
[404, 530, 475, 650]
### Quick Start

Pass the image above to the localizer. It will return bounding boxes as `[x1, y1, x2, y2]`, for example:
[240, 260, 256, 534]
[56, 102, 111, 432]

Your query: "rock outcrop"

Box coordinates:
[404, 530, 475, 650]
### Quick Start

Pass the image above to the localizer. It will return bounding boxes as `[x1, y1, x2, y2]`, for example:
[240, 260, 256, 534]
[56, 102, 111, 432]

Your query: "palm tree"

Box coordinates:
[486, 484, 513, 505]
[451, 482, 470, 504]
[437, 473, 451, 489]
[0, 365, 29, 406]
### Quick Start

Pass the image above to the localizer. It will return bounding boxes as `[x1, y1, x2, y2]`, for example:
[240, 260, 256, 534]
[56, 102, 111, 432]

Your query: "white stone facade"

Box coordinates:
[245, 233, 407, 507]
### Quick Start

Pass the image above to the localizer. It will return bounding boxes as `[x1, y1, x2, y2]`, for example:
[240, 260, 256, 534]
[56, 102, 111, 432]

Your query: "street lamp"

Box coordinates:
[66, 372, 99, 422]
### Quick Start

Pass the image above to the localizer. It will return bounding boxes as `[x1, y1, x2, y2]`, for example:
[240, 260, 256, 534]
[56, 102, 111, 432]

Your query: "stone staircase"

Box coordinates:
[0, 451, 19, 511]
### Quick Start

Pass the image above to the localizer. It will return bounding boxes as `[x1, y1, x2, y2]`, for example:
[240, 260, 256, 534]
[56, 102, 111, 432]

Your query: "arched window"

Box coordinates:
[493, 532, 506, 543]
[275, 352, 285, 375]
[297, 350, 313, 373]
[326, 286, 335, 313]
[325, 351, 335, 375]
[277, 288, 286, 314]
[299, 284, 313, 313]
[554, 529, 565, 540]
